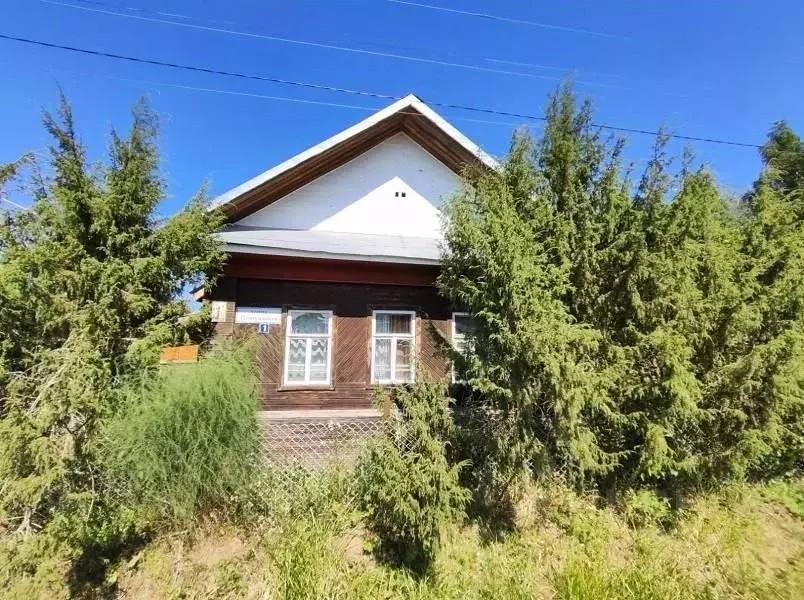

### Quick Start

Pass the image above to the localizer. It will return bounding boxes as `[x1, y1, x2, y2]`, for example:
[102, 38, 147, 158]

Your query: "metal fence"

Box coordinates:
[259, 412, 389, 469]
[257, 406, 508, 471]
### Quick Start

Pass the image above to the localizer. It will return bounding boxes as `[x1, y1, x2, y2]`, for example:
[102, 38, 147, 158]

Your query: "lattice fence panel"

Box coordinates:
[260, 414, 389, 469]
[258, 408, 506, 472]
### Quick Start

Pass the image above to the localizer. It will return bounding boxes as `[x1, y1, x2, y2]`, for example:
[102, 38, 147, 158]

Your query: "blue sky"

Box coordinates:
[1, 0, 802, 215]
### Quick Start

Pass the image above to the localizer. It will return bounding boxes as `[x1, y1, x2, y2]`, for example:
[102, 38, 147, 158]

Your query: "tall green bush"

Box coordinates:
[440, 83, 804, 507]
[0, 93, 224, 595]
[356, 381, 469, 574]
[100, 343, 261, 523]
[440, 93, 621, 501]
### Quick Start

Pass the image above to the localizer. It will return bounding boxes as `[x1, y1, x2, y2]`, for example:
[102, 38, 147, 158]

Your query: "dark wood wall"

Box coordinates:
[210, 277, 453, 411]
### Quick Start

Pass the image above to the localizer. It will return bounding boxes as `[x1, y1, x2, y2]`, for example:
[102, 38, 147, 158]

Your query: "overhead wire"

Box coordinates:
[65, 0, 629, 41]
[63, 0, 237, 26]
[483, 58, 622, 80]
[0, 57, 525, 129]
[384, 0, 631, 40]
[0, 33, 760, 148]
[0, 197, 30, 211]
[106, 76, 526, 128]
[37, 0, 642, 91]
[65, 0, 642, 84]
[65, 0, 603, 79]
[0, 33, 398, 100]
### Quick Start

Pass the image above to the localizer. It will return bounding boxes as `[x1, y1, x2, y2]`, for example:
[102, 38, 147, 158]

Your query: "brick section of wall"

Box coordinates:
[210, 277, 454, 410]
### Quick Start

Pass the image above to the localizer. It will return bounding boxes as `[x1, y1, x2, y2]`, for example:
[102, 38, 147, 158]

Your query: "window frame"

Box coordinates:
[452, 312, 473, 383]
[283, 309, 334, 386]
[371, 310, 417, 385]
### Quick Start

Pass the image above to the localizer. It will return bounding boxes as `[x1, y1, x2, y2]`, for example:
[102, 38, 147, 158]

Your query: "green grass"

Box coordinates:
[762, 478, 804, 519]
[110, 477, 804, 600]
[99, 342, 261, 523]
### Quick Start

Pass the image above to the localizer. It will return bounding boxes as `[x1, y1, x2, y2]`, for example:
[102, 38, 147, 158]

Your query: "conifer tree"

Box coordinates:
[441, 82, 803, 505]
[0, 95, 225, 537]
[756, 121, 804, 194]
[716, 126, 804, 477]
[439, 88, 618, 501]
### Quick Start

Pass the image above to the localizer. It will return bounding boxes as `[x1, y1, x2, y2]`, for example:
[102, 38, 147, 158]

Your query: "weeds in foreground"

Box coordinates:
[99, 343, 261, 524]
[109, 477, 804, 600]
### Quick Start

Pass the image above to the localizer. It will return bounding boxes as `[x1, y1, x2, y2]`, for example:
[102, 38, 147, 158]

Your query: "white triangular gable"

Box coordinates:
[236, 133, 461, 239]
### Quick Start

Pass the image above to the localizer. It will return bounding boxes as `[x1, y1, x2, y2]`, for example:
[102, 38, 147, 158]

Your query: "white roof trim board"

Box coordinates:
[211, 94, 497, 209]
[219, 227, 441, 265]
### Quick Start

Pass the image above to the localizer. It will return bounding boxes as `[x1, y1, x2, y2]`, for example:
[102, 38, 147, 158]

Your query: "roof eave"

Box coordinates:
[224, 243, 441, 266]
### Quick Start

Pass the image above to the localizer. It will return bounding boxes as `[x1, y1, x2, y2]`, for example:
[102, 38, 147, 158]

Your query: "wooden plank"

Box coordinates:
[159, 345, 199, 364]
[225, 254, 439, 287]
[335, 314, 371, 387]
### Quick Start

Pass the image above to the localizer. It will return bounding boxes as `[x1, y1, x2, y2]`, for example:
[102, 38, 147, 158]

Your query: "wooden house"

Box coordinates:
[204, 94, 494, 420]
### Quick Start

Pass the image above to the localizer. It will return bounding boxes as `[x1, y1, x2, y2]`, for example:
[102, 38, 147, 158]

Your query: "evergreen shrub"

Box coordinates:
[356, 380, 469, 573]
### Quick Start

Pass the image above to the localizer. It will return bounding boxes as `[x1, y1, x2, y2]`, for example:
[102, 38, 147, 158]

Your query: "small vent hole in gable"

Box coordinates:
[394, 191, 407, 198]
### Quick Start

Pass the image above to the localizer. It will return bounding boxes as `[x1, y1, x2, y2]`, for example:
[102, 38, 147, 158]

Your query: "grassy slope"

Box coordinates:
[114, 478, 804, 600]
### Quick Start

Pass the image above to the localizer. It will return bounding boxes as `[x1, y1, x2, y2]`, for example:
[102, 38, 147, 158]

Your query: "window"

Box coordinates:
[284, 310, 333, 385]
[372, 311, 416, 384]
[452, 312, 475, 382]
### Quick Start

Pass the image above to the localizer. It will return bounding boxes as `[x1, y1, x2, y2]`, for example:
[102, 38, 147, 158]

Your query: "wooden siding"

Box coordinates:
[224, 253, 439, 287]
[210, 277, 453, 411]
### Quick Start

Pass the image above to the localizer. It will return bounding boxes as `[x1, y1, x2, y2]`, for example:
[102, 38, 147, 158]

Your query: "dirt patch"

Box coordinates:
[752, 503, 804, 574]
[338, 526, 370, 566]
[187, 534, 247, 568]
[116, 543, 175, 600]
[118, 572, 160, 600]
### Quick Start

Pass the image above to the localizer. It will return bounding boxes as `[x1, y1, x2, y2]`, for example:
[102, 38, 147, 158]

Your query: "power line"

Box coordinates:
[38, 0, 634, 91]
[0, 32, 398, 101]
[385, 0, 631, 40]
[108, 76, 525, 129]
[484, 58, 621, 80]
[0, 197, 30, 211]
[3, 53, 525, 128]
[67, 0, 606, 80]
[64, 0, 237, 26]
[40, 0, 700, 100]
[66, 0, 624, 41]
[0, 32, 761, 148]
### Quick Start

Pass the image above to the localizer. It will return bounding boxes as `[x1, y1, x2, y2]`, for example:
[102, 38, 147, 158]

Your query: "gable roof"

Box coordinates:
[211, 94, 497, 222]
